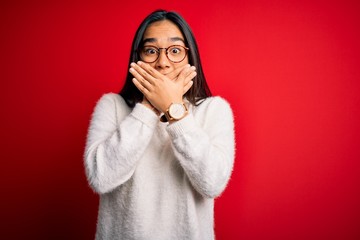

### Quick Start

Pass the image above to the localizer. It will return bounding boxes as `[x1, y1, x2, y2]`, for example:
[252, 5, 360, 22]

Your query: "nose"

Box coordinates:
[155, 49, 171, 69]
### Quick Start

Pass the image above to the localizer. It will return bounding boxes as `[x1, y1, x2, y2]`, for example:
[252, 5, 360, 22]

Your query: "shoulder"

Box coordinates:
[202, 96, 231, 107]
[93, 93, 129, 113]
[191, 96, 234, 124]
[96, 93, 126, 107]
[195, 96, 233, 114]
[98, 92, 124, 103]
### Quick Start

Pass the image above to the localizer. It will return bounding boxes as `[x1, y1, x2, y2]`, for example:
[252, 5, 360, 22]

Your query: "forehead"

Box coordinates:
[143, 20, 184, 41]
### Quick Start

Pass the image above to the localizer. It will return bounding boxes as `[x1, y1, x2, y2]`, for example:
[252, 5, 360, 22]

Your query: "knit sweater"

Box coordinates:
[84, 93, 235, 240]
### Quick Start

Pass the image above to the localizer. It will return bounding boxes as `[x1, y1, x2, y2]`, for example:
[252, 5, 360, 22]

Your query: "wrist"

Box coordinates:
[168, 111, 188, 124]
[163, 102, 188, 122]
[141, 102, 160, 116]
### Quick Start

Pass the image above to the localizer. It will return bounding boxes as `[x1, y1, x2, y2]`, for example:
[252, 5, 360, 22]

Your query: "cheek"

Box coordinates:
[184, 56, 189, 65]
[174, 57, 189, 69]
[148, 62, 157, 68]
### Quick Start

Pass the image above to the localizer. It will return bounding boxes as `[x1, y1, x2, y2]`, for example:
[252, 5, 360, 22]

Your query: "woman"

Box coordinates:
[84, 9, 235, 240]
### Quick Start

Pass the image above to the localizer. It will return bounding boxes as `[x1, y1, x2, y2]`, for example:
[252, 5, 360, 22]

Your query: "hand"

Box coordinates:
[166, 65, 196, 95]
[129, 61, 196, 113]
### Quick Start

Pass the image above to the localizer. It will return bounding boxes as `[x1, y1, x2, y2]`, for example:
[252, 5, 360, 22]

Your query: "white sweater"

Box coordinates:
[84, 93, 235, 240]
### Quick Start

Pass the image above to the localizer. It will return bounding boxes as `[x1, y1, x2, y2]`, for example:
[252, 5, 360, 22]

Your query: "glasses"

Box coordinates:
[138, 45, 189, 63]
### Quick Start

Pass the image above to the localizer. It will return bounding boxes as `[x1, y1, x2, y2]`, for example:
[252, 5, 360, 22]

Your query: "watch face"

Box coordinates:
[169, 103, 186, 119]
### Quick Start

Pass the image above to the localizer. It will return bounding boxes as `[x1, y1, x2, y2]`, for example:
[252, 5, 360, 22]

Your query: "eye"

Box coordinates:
[143, 47, 158, 55]
[169, 47, 182, 55]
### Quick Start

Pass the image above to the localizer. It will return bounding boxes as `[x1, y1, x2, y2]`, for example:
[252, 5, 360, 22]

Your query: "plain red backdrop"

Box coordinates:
[1, 0, 360, 239]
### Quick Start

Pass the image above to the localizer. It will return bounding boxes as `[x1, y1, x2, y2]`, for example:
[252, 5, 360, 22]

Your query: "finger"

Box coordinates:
[132, 78, 150, 96]
[183, 67, 196, 81]
[129, 67, 154, 90]
[167, 64, 190, 80]
[183, 71, 197, 86]
[136, 61, 166, 82]
[175, 65, 195, 83]
[183, 80, 194, 94]
[130, 62, 157, 84]
[129, 66, 145, 81]
[183, 71, 196, 93]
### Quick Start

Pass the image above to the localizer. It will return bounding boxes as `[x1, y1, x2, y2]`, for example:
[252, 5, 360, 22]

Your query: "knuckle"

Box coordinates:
[141, 70, 148, 78]
[148, 68, 155, 75]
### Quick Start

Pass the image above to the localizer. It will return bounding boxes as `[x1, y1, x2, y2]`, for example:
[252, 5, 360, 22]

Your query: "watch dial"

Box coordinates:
[169, 103, 185, 119]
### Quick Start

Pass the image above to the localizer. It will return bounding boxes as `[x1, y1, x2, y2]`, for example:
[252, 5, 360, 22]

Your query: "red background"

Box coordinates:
[1, 0, 360, 239]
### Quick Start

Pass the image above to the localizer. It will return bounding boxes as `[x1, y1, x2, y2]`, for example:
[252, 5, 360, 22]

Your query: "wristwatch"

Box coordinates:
[164, 102, 188, 121]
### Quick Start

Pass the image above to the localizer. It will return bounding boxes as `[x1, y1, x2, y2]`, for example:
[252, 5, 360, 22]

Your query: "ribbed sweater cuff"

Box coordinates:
[131, 103, 159, 128]
[166, 114, 196, 138]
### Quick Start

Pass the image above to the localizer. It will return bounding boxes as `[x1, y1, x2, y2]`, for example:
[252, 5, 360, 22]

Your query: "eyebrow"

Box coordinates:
[142, 37, 185, 44]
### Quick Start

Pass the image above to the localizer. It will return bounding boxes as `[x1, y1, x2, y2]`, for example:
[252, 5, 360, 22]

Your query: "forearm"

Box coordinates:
[167, 108, 235, 198]
[84, 96, 158, 194]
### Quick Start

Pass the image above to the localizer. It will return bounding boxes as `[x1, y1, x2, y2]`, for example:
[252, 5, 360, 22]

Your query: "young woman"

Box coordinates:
[84, 9, 235, 240]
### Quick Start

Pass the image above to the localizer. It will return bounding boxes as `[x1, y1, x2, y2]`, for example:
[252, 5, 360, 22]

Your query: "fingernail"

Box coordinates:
[190, 66, 196, 70]
[129, 68, 134, 72]
[130, 62, 135, 67]
[137, 61, 143, 65]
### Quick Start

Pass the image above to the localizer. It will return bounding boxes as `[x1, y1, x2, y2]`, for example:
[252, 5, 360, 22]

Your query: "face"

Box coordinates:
[142, 20, 189, 75]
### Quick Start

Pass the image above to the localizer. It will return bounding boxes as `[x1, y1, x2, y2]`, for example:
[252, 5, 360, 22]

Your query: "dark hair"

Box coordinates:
[119, 9, 212, 107]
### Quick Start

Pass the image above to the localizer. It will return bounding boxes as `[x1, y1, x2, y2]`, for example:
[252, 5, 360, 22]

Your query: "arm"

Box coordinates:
[84, 93, 158, 194]
[167, 97, 235, 198]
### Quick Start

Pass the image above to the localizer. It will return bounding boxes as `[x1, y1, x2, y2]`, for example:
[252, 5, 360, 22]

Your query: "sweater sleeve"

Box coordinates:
[166, 97, 235, 198]
[84, 93, 158, 194]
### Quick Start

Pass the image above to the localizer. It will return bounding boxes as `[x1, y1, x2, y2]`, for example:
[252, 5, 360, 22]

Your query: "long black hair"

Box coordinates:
[119, 10, 212, 108]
